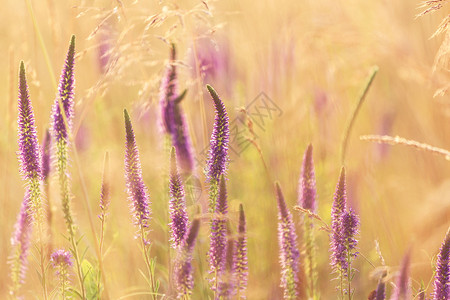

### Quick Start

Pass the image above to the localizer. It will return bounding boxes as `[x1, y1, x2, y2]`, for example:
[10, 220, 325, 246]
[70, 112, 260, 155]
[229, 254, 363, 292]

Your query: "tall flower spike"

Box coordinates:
[390, 250, 412, 300]
[275, 182, 300, 299]
[159, 44, 194, 174]
[174, 218, 201, 298]
[17, 61, 47, 299]
[298, 144, 317, 212]
[52, 35, 75, 144]
[235, 203, 248, 298]
[432, 228, 450, 300]
[206, 85, 229, 212]
[124, 109, 151, 241]
[209, 175, 229, 291]
[9, 191, 33, 294]
[160, 44, 179, 135]
[298, 144, 318, 299]
[206, 84, 229, 183]
[18, 61, 42, 181]
[330, 167, 347, 270]
[169, 147, 189, 248]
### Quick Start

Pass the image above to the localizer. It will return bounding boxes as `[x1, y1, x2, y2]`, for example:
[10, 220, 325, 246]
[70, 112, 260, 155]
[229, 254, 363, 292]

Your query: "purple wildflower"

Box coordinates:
[375, 274, 386, 300]
[124, 109, 151, 241]
[97, 20, 116, 74]
[169, 147, 189, 248]
[41, 129, 51, 182]
[99, 152, 110, 220]
[160, 44, 179, 135]
[18, 61, 42, 181]
[341, 208, 360, 290]
[174, 218, 200, 298]
[218, 235, 236, 299]
[188, 34, 233, 96]
[298, 144, 319, 299]
[209, 175, 228, 288]
[205, 84, 230, 183]
[418, 288, 426, 300]
[390, 250, 412, 300]
[51, 249, 73, 269]
[159, 45, 194, 174]
[432, 228, 450, 300]
[10, 191, 33, 289]
[341, 209, 359, 258]
[275, 181, 300, 299]
[52, 35, 75, 144]
[235, 203, 248, 298]
[298, 144, 317, 212]
[51, 249, 73, 299]
[330, 167, 348, 269]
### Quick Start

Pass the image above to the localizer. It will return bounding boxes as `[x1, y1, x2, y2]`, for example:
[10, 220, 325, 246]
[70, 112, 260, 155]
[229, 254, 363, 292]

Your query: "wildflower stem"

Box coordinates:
[347, 250, 352, 300]
[341, 66, 378, 164]
[24, 0, 57, 89]
[140, 226, 157, 300]
[29, 178, 48, 300]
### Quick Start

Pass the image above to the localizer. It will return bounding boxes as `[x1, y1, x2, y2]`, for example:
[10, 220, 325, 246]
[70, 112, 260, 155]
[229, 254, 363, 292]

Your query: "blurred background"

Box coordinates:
[0, 0, 449, 298]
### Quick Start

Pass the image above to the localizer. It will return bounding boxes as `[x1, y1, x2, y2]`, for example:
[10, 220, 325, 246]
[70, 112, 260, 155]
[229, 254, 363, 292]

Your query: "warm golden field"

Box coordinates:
[1, 0, 449, 299]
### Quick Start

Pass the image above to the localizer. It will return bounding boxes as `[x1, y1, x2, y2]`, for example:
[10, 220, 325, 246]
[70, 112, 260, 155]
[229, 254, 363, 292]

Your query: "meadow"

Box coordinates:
[1, 0, 449, 299]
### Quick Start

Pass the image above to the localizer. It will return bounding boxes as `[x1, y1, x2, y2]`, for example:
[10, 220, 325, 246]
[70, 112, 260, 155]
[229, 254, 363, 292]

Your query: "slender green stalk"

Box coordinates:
[30, 177, 48, 300]
[24, 0, 57, 89]
[56, 139, 85, 299]
[140, 226, 157, 300]
[97, 152, 110, 299]
[304, 216, 318, 299]
[340, 66, 378, 164]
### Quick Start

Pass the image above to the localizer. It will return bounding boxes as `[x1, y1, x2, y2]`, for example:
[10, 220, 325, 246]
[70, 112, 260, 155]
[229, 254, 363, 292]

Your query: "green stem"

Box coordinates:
[340, 66, 378, 164]
[57, 140, 85, 299]
[24, 0, 57, 90]
[140, 226, 157, 300]
[30, 178, 48, 300]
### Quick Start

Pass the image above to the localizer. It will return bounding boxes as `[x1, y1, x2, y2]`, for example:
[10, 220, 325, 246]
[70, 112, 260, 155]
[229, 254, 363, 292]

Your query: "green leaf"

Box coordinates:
[81, 259, 100, 300]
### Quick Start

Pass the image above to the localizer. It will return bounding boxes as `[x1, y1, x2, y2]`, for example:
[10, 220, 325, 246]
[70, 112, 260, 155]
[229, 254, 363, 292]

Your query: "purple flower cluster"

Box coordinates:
[376, 276, 386, 300]
[298, 144, 317, 212]
[159, 45, 194, 174]
[17, 61, 42, 181]
[174, 218, 200, 297]
[209, 175, 228, 277]
[218, 235, 236, 298]
[52, 35, 75, 144]
[169, 147, 189, 248]
[433, 228, 450, 300]
[10, 191, 33, 285]
[124, 109, 151, 240]
[330, 167, 348, 269]
[50, 249, 73, 269]
[205, 85, 229, 184]
[235, 203, 248, 297]
[389, 251, 411, 300]
[330, 166, 360, 289]
[275, 182, 300, 299]
[187, 34, 233, 96]
[341, 209, 359, 258]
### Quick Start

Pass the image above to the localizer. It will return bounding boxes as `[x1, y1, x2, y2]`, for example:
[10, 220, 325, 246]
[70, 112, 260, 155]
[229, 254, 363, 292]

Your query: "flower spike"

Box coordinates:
[275, 181, 300, 299]
[124, 109, 151, 241]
